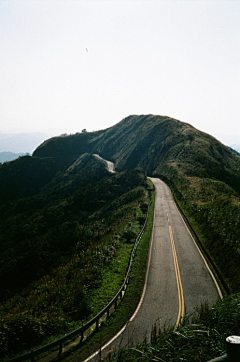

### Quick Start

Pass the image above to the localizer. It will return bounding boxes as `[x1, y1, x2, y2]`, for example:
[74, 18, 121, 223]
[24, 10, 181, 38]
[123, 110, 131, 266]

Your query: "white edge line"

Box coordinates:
[84, 177, 222, 362]
[162, 180, 223, 300]
[83, 179, 156, 362]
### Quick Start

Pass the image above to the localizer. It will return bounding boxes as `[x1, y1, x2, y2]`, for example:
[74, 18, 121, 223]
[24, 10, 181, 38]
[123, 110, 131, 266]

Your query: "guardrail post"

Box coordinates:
[31, 350, 34, 362]
[57, 343, 62, 357]
[80, 322, 84, 343]
[207, 353, 228, 361]
[4, 192, 153, 362]
[226, 335, 240, 361]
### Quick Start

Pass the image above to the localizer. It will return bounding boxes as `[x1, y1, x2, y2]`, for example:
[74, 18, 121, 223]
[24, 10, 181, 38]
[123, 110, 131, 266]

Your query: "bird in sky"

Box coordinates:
[86, 48, 88, 52]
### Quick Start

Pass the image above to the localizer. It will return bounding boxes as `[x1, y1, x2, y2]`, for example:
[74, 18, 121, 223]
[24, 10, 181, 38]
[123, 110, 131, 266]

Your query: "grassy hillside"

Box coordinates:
[169, 176, 240, 293]
[1, 114, 240, 360]
[0, 160, 150, 359]
[108, 293, 240, 362]
[31, 115, 240, 292]
[33, 115, 240, 193]
[0, 155, 59, 203]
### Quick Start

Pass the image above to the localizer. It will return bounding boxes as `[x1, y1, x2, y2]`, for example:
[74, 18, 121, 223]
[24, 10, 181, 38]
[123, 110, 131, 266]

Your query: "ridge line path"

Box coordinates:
[85, 169, 221, 361]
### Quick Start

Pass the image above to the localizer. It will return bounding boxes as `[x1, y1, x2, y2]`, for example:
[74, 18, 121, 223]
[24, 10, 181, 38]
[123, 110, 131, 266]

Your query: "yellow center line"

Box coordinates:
[169, 224, 185, 329]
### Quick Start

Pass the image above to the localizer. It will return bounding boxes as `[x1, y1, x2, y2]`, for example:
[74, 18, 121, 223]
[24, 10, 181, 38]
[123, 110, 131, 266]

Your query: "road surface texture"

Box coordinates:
[84, 177, 221, 361]
[93, 154, 115, 173]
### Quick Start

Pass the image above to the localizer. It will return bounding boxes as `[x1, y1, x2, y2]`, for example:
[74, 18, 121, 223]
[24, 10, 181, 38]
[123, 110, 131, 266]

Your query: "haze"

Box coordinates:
[1, 0, 239, 149]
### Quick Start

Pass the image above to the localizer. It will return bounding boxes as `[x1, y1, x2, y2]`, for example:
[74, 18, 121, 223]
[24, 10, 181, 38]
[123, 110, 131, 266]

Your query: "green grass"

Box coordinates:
[0, 169, 149, 360]
[58, 175, 240, 362]
[103, 176, 240, 361]
[89, 240, 138, 316]
[171, 175, 240, 294]
[100, 176, 240, 362]
[172, 190, 230, 297]
[108, 293, 240, 361]
[56, 181, 155, 361]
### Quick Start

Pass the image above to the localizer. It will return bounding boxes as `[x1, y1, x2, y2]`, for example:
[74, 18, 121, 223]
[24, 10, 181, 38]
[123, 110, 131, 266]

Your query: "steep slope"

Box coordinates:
[2, 115, 240, 291]
[0, 161, 149, 358]
[94, 115, 240, 194]
[31, 114, 240, 294]
[3, 115, 240, 205]
[1, 114, 240, 359]
[0, 155, 59, 203]
[33, 115, 240, 194]
[33, 131, 102, 169]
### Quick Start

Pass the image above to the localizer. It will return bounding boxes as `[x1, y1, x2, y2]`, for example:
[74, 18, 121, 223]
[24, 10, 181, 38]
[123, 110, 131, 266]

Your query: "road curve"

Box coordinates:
[93, 154, 115, 173]
[85, 177, 221, 361]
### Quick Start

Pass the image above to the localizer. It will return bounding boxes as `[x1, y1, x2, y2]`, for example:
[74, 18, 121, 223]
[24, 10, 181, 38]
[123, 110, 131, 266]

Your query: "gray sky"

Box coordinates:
[1, 0, 240, 146]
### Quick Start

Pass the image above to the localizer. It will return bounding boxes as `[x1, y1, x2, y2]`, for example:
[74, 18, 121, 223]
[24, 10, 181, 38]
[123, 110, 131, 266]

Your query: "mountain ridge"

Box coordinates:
[33, 114, 240, 194]
[1, 114, 240, 359]
[1, 114, 240, 205]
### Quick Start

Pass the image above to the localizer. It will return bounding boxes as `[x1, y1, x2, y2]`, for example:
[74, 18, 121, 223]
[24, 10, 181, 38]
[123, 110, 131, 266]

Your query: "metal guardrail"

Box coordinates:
[6, 191, 153, 362]
[207, 354, 229, 362]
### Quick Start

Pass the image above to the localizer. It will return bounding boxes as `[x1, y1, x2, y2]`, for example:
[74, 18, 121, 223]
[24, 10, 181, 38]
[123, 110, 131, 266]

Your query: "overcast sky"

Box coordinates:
[1, 0, 240, 147]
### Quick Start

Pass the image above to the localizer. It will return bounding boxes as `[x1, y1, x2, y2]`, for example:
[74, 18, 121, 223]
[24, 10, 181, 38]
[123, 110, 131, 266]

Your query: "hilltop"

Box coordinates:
[1, 114, 240, 292]
[33, 115, 240, 192]
[2, 115, 240, 292]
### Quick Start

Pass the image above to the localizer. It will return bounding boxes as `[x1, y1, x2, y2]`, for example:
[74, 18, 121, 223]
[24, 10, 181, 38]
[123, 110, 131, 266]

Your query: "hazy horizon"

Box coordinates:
[0, 120, 240, 155]
[1, 1, 240, 149]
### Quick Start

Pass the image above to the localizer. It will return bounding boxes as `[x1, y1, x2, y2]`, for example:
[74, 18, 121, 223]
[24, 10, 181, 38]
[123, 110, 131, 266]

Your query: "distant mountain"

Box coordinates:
[0, 152, 26, 163]
[230, 144, 240, 154]
[0, 132, 54, 153]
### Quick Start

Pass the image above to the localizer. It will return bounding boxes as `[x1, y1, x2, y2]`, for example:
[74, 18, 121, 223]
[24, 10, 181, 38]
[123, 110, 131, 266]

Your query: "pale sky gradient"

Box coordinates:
[1, 0, 240, 147]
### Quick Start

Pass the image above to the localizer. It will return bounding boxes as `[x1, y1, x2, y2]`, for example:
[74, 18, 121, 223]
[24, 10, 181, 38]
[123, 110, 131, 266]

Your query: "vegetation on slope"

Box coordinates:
[61, 179, 155, 362]
[165, 174, 240, 294]
[32, 115, 240, 194]
[1, 114, 240, 360]
[0, 158, 150, 359]
[0, 155, 59, 203]
[106, 173, 240, 362]
[3, 114, 240, 205]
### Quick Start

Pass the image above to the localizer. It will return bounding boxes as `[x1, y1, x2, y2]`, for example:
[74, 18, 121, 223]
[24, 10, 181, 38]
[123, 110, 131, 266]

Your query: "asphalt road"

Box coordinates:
[93, 154, 115, 173]
[85, 177, 221, 361]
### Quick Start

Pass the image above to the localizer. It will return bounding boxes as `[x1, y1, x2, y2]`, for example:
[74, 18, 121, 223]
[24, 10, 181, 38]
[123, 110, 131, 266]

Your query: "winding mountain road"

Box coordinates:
[93, 154, 115, 173]
[85, 159, 221, 361]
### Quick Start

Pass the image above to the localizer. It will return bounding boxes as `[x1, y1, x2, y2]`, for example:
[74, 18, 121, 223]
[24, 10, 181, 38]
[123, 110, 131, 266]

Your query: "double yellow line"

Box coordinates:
[168, 223, 185, 329]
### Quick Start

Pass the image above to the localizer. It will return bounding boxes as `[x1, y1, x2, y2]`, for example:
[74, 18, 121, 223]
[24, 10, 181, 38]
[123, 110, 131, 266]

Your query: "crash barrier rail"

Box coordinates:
[207, 354, 228, 362]
[6, 190, 153, 362]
